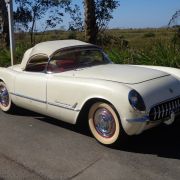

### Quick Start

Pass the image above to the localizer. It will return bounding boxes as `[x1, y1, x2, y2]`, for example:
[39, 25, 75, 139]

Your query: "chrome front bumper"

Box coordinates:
[126, 115, 150, 123]
[127, 112, 180, 124]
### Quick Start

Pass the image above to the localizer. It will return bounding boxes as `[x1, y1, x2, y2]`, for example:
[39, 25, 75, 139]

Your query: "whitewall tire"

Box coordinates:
[88, 102, 126, 145]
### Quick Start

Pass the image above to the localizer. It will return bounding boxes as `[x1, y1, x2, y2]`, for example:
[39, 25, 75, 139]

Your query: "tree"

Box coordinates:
[14, 6, 32, 32]
[168, 10, 180, 49]
[68, 4, 83, 32]
[168, 10, 180, 27]
[84, 0, 120, 43]
[0, 0, 9, 47]
[15, 0, 71, 45]
[84, 0, 98, 43]
[95, 0, 120, 33]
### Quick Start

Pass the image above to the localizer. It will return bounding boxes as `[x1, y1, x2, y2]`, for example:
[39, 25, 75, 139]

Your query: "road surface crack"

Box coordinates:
[0, 152, 49, 180]
[67, 157, 102, 180]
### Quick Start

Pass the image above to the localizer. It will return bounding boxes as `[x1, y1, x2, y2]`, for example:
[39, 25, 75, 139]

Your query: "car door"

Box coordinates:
[14, 54, 48, 114]
[46, 50, 79, 124]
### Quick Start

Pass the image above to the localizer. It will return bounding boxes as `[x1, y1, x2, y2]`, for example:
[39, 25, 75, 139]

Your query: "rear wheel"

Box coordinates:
[0, 82, 15, 112]
[88, 102, 127, 146]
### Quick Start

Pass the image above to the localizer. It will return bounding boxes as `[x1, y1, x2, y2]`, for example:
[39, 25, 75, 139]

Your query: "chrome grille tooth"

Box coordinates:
[169, 102, 172, 114]
[153, 107, 157, 120]
[157, 106, 161, 119]
[174, 100, 177, 109]
[172, 101, 175, 111]
[175, 100, 178, 112]
[161, 104, 165, 119]
[165, 103, 168, 117]
[177, 99, 179, 107]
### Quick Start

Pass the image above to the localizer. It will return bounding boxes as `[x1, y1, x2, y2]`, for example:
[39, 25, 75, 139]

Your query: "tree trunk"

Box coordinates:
[30, 12, 36, 46]
[84, 0, 97, 44]
[0, 0, 9, 47]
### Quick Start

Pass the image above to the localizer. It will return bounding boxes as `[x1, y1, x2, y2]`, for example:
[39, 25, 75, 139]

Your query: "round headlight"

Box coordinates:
[128, 90, 146, 111]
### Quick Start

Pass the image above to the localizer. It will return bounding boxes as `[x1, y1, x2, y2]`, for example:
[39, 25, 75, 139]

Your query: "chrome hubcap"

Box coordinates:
[93, 108, 116, 138]
[0, 85, 9, 107]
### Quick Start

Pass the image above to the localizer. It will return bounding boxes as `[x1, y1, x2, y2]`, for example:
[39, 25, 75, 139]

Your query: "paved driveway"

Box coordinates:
[0, 109, 180, 180]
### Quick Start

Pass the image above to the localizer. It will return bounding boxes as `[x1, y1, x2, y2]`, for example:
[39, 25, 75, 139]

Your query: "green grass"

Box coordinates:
[0, 49, 11, 67]
[0, 41, 30, 67]
[106, 42, 180, 68]
[0, 28, 180, 68]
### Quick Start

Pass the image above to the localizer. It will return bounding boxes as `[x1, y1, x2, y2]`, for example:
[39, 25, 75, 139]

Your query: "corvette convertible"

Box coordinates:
[0, 40, 180, 145]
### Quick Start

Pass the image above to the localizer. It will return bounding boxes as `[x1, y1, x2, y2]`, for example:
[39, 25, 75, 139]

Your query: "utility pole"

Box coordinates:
[5, 0, 16, 66]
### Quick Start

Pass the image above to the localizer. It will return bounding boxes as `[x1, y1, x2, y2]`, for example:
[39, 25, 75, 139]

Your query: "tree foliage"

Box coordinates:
[168, 10, 180, 27]
[168, 10, 180, 49]
[95, 0, 120, 33]
[68, 4, 83, 31]
[14, 0, 71, 45]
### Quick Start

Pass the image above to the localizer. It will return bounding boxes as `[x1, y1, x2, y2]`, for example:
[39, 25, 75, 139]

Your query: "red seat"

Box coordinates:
[56, 60, 76, 70]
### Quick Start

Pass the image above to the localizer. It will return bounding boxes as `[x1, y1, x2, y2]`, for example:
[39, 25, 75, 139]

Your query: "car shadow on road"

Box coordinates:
[117, 118, 180, 160]
[13, 108, 91, 135]
[14, 108, 180, 160]
[36, 115, 180, 160]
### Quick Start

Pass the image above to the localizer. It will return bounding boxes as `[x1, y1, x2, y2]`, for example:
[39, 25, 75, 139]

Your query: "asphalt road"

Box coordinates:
[0, 109, 180, 180]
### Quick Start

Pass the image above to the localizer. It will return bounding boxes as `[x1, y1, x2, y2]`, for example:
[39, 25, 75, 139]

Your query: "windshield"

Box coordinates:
[47, 48, 110, 73]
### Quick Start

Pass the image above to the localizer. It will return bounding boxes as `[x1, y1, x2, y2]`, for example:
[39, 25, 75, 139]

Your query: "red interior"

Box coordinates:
[55, 60, 76, 72]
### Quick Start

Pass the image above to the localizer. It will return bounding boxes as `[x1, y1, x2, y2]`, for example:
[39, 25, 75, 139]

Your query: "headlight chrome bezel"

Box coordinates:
[128, 90, 146, 112]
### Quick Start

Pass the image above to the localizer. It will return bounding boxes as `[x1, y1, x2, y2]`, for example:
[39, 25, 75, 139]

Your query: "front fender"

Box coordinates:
[75, 79, 145, 135]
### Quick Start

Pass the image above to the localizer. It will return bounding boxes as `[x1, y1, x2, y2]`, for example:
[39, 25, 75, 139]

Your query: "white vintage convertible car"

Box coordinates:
[0, 40, 180, 145]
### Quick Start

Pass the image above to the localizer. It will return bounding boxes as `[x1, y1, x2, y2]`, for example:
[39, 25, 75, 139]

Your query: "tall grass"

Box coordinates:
[0, 42, 31, 67]
[0, 49, 11, 67]
[106, 41, 180, 68]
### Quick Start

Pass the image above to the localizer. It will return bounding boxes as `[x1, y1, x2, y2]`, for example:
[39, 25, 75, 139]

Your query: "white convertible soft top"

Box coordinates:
[21, 40, 94, 69]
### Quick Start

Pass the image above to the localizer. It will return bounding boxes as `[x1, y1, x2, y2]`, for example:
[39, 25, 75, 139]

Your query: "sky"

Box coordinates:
[13, 0, 180, 29]
[72, 0, 180, 28]
[109, 0, 180, 28]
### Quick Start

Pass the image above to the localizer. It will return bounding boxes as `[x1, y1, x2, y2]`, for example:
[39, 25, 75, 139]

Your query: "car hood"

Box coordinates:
[73, 64, 169, 84]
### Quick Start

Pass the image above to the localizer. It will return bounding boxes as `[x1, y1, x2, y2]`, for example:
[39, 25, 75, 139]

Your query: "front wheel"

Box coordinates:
[0, 82, 15, 113]
[88, 102, 127, 146]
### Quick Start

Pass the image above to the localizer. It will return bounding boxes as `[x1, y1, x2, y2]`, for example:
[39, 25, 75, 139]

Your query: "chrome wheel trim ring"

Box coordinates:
[0, 85, 9, 107]
[93, 108, 116, 138]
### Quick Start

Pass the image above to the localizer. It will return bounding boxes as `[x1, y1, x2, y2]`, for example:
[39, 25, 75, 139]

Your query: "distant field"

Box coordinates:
[106, 28, 176, 48]
[0, 28, 179, 68]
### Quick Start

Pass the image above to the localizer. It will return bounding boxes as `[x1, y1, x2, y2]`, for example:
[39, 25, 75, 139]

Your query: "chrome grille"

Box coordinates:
[149, 97, 180, 121]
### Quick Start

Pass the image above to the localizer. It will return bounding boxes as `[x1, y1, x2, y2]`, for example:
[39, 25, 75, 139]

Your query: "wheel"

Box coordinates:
[88, 102, 127, 146]
[0, 82, 15, 112]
